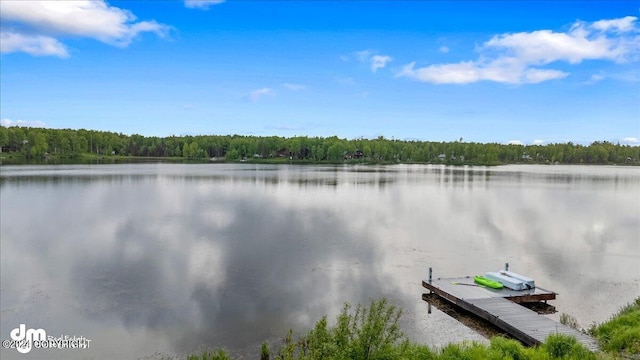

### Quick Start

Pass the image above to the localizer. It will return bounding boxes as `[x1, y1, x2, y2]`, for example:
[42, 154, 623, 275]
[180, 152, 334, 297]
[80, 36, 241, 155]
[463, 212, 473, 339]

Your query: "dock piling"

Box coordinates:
[505, 262, 509, 271]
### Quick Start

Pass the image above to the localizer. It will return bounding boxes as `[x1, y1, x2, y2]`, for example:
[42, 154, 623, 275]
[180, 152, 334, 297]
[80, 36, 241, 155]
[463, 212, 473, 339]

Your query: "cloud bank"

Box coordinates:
[0, 1, 170, 57]
[398, 16, 640, 84]
[1, 118, 48, 128]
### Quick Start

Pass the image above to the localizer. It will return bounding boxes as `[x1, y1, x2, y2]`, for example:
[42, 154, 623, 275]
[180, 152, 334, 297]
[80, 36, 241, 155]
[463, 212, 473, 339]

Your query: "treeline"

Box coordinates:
[1, 126, 638, 165]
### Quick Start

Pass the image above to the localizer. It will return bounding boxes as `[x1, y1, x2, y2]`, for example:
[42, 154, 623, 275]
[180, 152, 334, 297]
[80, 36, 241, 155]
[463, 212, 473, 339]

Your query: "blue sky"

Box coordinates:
[1, 1, 639, 145]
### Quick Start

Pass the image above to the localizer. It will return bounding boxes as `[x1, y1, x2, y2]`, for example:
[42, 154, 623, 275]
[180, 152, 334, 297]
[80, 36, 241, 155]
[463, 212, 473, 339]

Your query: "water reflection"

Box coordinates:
[1, 164, 638, 359]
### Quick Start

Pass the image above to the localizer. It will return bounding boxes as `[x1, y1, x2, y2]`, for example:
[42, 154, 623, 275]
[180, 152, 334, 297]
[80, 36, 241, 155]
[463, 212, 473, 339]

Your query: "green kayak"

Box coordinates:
[474, 275, 504, 289]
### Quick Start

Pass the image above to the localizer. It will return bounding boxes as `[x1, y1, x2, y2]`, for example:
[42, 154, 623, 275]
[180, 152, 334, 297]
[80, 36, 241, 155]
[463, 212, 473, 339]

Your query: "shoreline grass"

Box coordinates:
[187, 297, 640, 360]
[589, 297, 640, 355]
[2, 152, 639, 167]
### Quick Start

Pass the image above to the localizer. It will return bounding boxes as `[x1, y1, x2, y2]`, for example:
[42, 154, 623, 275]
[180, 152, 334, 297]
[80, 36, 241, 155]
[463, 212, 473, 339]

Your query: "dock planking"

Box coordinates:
[422, 275, 599, 351]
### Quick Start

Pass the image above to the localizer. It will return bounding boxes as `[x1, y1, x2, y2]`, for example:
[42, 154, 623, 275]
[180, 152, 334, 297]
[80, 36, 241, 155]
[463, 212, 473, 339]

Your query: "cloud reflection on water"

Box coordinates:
[1, 164, 638, 359]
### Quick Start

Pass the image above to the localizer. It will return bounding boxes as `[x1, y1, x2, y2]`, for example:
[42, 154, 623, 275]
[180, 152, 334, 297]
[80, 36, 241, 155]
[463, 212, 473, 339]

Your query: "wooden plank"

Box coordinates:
[465, 298, 599, 351]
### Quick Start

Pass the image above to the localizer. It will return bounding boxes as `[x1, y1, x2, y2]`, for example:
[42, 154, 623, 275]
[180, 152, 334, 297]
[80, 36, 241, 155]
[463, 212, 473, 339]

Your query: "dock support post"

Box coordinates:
[428, 267, 433, 294]
[505, 262, 509, 271]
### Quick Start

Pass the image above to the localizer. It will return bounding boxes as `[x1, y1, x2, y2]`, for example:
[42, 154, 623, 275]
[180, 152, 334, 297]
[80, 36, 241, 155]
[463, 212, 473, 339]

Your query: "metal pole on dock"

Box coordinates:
[505, 262, 509, 271]
[428, 267, 432, 283]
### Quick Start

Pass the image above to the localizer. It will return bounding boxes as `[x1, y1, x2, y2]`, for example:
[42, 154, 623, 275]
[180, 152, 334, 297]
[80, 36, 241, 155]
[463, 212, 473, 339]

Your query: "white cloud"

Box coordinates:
[523, 68, 570, 83]
[484, 25, 632, 64]
[591, 16, 637, 33]
[1, 118, 48, 128]
[282, 83, 306, 91]
[184, 0, 225, 10]
[439, 46, 450, 54]
[0, 1, 170, 56]
[507, 140, 523, 145]
[621, 137, 639, 145]
[370, 55, 392, 72]
[249, 88, 274, 101]
[347, 50, 393, 73]
[0, 32, 68, 57]
[398, 61, 479, 84]
[397, 16, 640, 84]
[533, 139, 545, 145]
[397, 59, 568, 84]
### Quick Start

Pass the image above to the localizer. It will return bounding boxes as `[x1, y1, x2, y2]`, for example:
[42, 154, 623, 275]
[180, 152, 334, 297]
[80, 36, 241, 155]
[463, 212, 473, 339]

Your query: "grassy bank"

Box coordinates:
[590, 297, 640, 355]
[187, 297, 640, 360]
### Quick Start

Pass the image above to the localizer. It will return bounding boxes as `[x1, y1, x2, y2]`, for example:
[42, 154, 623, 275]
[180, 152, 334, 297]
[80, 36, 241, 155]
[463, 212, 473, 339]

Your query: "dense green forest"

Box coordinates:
[1, 126, 638, 165]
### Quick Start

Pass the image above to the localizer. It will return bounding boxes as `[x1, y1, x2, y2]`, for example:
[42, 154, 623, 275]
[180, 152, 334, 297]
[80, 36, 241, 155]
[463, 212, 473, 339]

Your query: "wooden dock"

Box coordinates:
[422, 275, 599, 351]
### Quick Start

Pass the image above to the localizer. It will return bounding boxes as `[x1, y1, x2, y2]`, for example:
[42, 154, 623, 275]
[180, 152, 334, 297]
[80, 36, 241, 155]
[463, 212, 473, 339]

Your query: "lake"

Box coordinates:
[1, 164, 638, 359]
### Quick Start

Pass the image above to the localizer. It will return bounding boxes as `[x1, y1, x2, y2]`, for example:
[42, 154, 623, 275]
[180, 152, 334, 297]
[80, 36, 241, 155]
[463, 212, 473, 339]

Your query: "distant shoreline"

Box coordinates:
[1, 126, 638, 166]
[0, 153, 640, 167]
[2, 154, 639, 167]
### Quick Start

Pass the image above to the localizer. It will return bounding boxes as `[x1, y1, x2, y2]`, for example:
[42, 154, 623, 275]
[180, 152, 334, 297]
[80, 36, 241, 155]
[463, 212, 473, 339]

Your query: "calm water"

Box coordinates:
[1, 164, 639, 359]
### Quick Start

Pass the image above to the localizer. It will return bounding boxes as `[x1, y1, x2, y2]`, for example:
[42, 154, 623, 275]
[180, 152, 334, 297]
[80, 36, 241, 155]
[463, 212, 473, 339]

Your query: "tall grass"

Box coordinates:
[542, 334, 596, 359]
[590, 297, 640, 355]
[261, 341, 271, 360]
[186, 349, 230, 360]
[560, 313, 580, 330]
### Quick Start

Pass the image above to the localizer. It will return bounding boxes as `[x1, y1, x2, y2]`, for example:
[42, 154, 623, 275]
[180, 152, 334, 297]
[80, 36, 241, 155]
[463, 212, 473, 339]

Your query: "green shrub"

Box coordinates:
[274, 298, 407, 360]
[186, 349, 230, 360]
[351, 298, 404, 360]
[275, 329, 297, 360]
